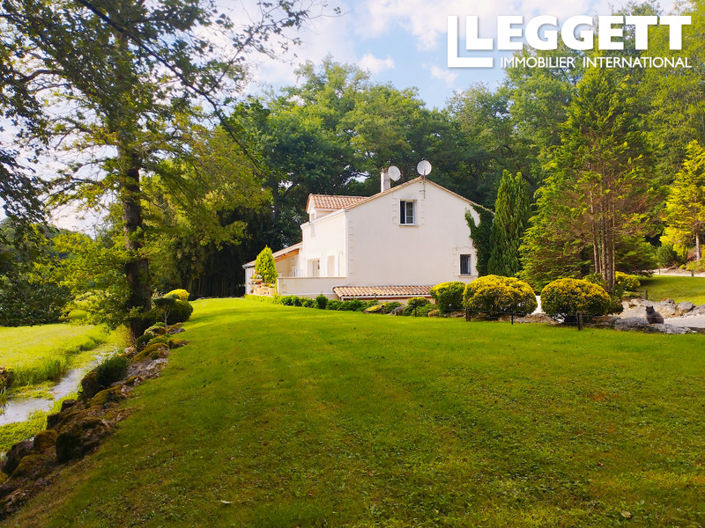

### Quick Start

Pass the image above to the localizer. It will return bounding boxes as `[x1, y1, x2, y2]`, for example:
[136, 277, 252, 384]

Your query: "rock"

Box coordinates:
[676, 302, 695, 315]
[60, 399, 78, 413]
[614, 317, 693, 334]
[88, 384, 129, 408]
[127, 357, 168, 380]
[615, 317, 654, 332]
[55, 416, 112, 463]
[389, 306, 405, 316]
[1, 440, 33, 476]
[80, 369, 103, 400]
[132, 343, 170, 362]
[32, 430, 57, 452]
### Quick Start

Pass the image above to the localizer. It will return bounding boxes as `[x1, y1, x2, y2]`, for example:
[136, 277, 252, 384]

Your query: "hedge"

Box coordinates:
[463, 275, 537, 318]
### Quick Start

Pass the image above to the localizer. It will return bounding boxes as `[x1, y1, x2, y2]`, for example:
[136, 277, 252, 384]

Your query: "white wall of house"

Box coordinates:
[345, 179, 479, 286]
[298, 211, 347, 278]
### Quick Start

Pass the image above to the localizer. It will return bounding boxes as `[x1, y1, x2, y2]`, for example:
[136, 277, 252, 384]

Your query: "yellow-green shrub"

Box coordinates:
[463, 275, 537, 318]
[615, 272, 640, 293]
[541, 278, 610, 319]
[430, 281, 465, 314]
[165, 289, 190, 301]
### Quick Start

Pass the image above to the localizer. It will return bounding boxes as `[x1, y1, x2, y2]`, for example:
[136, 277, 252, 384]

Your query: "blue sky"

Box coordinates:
[233, 0, 679, 109]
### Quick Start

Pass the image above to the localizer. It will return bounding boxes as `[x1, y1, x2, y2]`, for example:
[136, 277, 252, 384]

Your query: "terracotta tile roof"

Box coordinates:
[333, 285, 433, 299]
[308, 194, 367, 211]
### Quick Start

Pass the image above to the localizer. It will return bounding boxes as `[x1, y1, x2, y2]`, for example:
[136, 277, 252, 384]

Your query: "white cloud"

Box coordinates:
[429, 65, 457, 85]
[358, 53, 395, 73]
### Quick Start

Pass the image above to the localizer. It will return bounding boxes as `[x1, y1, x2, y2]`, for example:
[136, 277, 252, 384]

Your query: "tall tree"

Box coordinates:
[487, 171, 530, 276]
[2, 0, 309, 338]
[522, 65, 657, 291]
[662, 140, 705, 261]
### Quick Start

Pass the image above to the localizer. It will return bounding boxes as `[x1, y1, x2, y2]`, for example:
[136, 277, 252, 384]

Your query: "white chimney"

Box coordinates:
[380, 170, 391, 192]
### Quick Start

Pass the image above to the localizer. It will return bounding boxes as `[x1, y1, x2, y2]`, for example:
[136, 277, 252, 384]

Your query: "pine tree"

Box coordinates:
[663, 140, 705, 261]
[487, 171, 530, 276]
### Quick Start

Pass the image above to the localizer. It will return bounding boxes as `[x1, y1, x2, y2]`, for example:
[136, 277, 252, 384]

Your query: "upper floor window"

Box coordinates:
[400, 200, 415, 225]
[460, 254, 472, 275]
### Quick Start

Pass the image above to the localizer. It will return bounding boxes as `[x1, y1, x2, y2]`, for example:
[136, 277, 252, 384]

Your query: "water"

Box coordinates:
[0, 354, 107, 427]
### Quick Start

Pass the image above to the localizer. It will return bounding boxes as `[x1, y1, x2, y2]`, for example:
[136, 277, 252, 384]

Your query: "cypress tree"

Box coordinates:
[487, 171, 530, 276]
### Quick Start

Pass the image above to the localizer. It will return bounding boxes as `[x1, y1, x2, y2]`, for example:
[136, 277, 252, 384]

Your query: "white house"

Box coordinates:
[244, 174, 484, 300]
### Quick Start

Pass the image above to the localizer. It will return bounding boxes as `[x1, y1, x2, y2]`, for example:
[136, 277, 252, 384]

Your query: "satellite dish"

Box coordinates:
[388, 165, 401, 181]
[417, 159, 432, 176]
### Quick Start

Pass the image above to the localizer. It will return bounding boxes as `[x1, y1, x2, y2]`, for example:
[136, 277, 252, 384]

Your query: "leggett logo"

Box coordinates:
[448, 15, 692, 69]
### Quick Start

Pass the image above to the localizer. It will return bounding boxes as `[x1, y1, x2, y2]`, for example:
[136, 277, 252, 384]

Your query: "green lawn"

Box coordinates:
[635, 275, 705, 305]
[8, 298, 705, 527]
[0, 324, 108, 387]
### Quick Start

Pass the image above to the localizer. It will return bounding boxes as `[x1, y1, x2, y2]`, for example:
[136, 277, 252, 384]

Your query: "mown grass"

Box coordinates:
[635, 275, 705, 305]
[0, 324, 108, 387]
[8, 298, 705, 527]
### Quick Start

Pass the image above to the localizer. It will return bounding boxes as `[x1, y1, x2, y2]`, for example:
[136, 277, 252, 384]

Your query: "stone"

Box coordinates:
[33, 430, 57, 452]
[89, 384, 129, 408]
[676, 302, 695, 315]
[614, 317, 693, 334]
[389, 306, 405, 316]
[1, 440, 33, 476]
[80, 369, 103, 400]
[132, 343, 170, 362]
[55, 416, 112, 463]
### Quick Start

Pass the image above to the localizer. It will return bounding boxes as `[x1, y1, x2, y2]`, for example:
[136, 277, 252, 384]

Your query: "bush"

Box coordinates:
[326, 300, 342, 311]
[463, 275, 537, 319]
[315, 295, 328, 309]
[166, 299, 193, 324]
[95, 354, 129, 387]
[381, 302, 402, 314]
[430, 281, 465, 314]
[339, 299, 364, 311]
[616, 272, 640, 293]
[279, 295, 296, 306]
[301, 298, 315, 308]
[541, 278, 610, 320]
[402, 297, 431, 316]
[165, 289, 190, 301]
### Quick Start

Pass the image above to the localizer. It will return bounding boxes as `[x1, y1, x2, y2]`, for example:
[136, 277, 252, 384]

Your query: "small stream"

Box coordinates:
[0, 353, 109, 427]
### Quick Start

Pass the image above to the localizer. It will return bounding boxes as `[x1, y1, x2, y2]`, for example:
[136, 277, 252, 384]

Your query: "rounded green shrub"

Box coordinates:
[430, 282, 465, 314]
[301, 298, 315, 308]
[541, 278, 610, 320]
[315, 295, 328, 309]
[166, 299, 194, 324]
[254, 246, 278, 285]
[463, 275, 537, 319]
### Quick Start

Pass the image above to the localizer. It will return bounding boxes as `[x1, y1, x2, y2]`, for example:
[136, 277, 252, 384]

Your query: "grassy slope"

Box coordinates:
[636, 275, 705, 305]
[0, 324, 108, 386]
[9, 299, 705, 528]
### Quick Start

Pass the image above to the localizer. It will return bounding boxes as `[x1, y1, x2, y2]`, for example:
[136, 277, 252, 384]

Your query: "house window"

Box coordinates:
[400, 201, 415, 225]
[460, 254, 472, 275]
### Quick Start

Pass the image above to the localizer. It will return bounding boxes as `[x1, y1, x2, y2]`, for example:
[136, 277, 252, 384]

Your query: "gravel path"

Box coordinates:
[664, 315, 705, 328]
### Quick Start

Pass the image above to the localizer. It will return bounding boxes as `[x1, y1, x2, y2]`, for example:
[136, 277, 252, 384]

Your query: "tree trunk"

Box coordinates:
[697, 232, 702, 262]
[119, 155, 151, 341]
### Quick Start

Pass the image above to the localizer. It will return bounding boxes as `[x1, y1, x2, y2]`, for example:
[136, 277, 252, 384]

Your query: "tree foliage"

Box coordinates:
[662, 140, 705, 261]
[487, 171, 530, 276]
